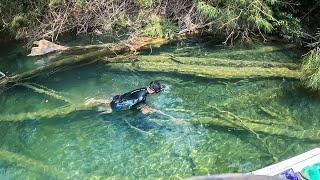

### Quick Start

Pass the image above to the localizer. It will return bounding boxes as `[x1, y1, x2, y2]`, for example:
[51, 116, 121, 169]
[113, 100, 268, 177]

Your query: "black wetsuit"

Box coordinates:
[110, 88, 148, 111]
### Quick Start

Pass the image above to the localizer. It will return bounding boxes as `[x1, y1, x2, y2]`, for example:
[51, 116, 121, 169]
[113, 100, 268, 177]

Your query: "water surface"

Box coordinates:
[0, 41, 319, 179]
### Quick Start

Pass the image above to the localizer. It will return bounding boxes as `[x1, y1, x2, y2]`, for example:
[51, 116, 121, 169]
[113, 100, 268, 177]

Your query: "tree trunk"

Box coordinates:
[0, 37, 167, 87]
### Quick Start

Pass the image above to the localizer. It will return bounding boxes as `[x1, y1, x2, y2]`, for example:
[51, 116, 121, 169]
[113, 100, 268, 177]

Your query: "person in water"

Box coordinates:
[85, 81, 162, 114]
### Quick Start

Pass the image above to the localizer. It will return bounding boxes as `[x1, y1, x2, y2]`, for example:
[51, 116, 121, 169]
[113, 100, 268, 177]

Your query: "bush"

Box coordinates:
[143, 16, 178, 39]
[302, 29, 320, 90]
[0, 0, 316, 44]
[196, 0, 302, 43]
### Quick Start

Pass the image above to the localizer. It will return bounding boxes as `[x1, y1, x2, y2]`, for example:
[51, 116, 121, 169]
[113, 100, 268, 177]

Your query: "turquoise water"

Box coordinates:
[0, 41, 319, 179]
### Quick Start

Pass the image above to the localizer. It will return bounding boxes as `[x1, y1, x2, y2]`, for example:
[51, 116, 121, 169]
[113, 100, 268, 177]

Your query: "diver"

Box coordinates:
[85, 81, 162, 114]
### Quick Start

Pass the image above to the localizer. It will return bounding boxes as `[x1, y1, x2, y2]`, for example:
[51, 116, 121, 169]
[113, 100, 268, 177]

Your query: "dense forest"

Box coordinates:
[0, 0, 320, 90]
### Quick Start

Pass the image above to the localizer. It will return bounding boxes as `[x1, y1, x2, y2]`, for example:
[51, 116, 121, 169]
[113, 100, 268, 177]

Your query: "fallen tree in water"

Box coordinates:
[0, 38, 167, 87]
[0, 37, 302, 88]
[1, 83, 97, 122]
[107, 55, 301, 80]
[189, 106, 320, 141]
[0, 104, 93, 122]
[2, 81, 318, 142]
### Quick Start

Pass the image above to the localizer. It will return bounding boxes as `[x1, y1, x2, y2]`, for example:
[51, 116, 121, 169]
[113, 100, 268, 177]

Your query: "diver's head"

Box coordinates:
[147, 81, 161, 94]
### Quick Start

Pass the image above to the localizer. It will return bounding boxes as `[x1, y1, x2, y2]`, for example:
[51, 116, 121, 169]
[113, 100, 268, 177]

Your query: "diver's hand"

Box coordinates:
[140, 105, 157, 114]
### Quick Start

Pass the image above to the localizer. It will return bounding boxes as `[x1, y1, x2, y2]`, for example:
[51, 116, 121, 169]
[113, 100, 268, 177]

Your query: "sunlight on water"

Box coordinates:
[0, 41, 319, 179]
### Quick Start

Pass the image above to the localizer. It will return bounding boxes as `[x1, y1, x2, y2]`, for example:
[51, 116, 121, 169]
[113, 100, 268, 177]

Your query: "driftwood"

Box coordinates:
[0, 37, 167, 87]
[28, 40, 68, 56]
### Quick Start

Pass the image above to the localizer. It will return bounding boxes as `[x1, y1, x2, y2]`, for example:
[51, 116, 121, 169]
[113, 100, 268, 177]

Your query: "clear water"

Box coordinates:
[0, 41, 319, 179]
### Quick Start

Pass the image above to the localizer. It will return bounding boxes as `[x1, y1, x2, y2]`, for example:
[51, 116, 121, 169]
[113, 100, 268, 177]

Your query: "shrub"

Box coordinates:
[143, 16, 178, 39]
[302, 29, 320, 90]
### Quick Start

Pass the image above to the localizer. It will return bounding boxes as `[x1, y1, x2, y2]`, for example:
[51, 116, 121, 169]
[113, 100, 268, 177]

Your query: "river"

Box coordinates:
[0, 40, 319, 179]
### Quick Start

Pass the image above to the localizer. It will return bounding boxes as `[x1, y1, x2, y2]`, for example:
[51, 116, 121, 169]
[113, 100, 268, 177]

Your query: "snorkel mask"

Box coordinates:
[149, 81, 162, 93]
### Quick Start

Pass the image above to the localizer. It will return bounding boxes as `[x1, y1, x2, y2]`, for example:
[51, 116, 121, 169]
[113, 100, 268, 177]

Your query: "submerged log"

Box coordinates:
[191, 117, 320, 141]
[0, 37, 167, 87]
[16, 83, 72, 103]
[108, 61, 301, 79]
[189, 107, 320, 141]
[2, 82, 316, 142]
[138, 55, 300, 69]
[0, 84, 99, 122]
[0, 104, 94, 122]
[105, 54, 301, 79]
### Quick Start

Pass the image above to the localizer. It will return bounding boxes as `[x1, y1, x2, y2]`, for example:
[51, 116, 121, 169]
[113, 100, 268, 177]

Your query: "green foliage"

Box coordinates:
[302, 28, 320, 90]
[138, 0, 154, 8]
[49, 0, 62, 7]
[247, 13, 274, 33]
[0, 0, 316, 45]
[10, 15, 25, 29]
[75, 0, 86, 8]
[197, 1, 220, 19]
[277, 13, 302, 40]
[143, 16, 178, 39]
[196, 0, 305, 41]
[0, 0, 47, 40]
[197, 0, 278, 36]
[302, 48, 320, 90]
